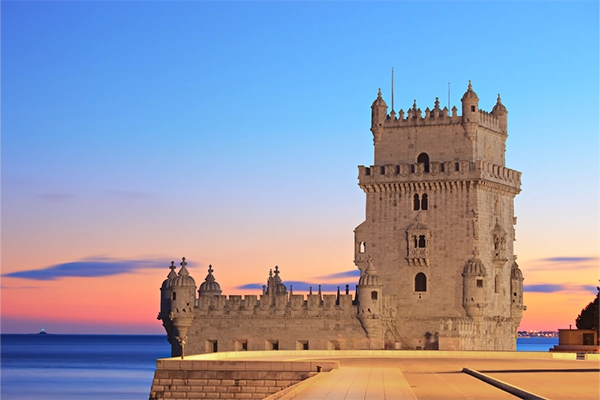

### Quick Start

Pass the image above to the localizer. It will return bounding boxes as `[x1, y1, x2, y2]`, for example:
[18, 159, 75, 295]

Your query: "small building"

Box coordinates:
[551, 329, 599, 353]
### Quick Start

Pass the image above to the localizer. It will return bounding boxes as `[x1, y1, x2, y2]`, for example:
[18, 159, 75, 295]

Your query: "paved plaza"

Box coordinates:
[275, 356, 599, 400]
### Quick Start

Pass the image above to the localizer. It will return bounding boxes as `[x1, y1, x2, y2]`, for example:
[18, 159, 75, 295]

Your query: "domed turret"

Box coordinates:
[198, 265, 222, 296]
[357, 257, 384, 349]
[510, 259, 525, 329]
[461, 81, 479, 134]
[266, 266, 287, 295]
[371, 88, 388, 144]
[172, 257, 196, 288]
[491, 94, 508, 133]
[462, 255, 487, 320]
[461, 80, 479, 100]
[170, 257, 196, 358]
[462, 257, 487, 276]
[358, 261, 382, 287]
[159, 261, 178, 327]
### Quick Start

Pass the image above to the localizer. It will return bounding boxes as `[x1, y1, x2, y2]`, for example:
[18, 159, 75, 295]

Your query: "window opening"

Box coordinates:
[380, 166, 385, 175]
[418, 235, 426, 248]
[172, 292, 176, 301]
[417, 153, 430, 173]
[296, 340, 309, 350]
[371, 291, 378, 300]
[477, 279, 483, 288]
[415, 273, 427, 292]
[266, 340, 279, 350]
[421, 194, 428, 210]
[413, 194, 420, 210]
[358, 242, 366, 253]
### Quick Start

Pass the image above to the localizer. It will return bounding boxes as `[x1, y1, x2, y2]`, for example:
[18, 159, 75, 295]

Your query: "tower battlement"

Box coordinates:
[358, 160, 521, 192]
[194, 291, 358, 317]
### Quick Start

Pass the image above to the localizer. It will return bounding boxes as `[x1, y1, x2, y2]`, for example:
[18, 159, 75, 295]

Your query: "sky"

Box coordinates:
[1, 1, 598, 334]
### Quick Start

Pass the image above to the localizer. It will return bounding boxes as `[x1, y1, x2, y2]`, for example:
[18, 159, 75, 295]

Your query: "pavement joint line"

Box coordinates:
[462, 367, 549, 400]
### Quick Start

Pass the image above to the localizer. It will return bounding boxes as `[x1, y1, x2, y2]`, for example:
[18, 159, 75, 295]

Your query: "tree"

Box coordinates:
[575, 286, 599, 332]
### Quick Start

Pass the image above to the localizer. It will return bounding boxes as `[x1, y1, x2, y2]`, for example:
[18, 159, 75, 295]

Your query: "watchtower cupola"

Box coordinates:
[370, 88, 388, 144]
[491, 94, 508, 134]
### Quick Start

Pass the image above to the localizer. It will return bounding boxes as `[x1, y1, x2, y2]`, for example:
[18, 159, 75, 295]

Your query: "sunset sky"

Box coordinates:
[2, 1, 598, 334]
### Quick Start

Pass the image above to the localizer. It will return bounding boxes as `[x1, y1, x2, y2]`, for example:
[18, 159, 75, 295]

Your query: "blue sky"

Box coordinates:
[1, 1, 598, 333]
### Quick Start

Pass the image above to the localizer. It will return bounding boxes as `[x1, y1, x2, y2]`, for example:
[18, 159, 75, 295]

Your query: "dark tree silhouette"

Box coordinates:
[575, 286, 599, 332]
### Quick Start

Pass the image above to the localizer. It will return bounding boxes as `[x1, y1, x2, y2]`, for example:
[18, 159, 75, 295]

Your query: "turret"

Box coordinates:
[510, 259, 525, 327]
[198, 265, 222, 296]
[158, 261, 178, 346]
[170, 257, 196, 358]
[357, 257, 384, 349]
[462, 256, 487, 321]
[461, 81, 479, 139]
[491, 94, 508, 134]
[370, 89, 387, 144]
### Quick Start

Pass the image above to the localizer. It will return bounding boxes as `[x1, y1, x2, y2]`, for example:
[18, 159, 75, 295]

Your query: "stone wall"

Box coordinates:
[149, 358, 338, 400]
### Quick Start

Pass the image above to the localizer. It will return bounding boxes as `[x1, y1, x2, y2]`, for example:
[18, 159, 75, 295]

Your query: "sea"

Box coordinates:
[0, 334, 558, 400]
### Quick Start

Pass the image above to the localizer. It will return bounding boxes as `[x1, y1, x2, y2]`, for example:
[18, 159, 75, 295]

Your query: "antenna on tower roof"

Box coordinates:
[391, 67, 395, 113]
[448, 82, 451, 110]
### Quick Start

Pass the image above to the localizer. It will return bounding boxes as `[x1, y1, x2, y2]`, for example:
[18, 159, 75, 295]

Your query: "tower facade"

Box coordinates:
[354, 82, 524, 350]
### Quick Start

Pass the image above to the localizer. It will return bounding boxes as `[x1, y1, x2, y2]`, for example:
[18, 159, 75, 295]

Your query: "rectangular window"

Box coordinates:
[380, 166, 385, 175]
[205, 340, 218, 353]
[476, 279, 483, 288]
[365, 167, 371, 176]
[234, 339, 248, 351]
[296, 340, 309, 350]
[327, 340, 341, 350]
[265, 339, 279, 351]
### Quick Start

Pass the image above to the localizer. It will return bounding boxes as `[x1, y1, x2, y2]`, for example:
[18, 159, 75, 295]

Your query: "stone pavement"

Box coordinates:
[275, 356, 600, 400]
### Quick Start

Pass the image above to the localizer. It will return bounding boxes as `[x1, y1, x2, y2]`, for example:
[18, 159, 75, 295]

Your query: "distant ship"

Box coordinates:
[39, 328, 47, 335]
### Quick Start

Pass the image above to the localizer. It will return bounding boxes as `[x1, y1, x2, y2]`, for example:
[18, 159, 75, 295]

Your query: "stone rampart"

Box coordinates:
[149, 357, 339, 400]
[358, 160, 521, 192]
[194, 293, 357, 318]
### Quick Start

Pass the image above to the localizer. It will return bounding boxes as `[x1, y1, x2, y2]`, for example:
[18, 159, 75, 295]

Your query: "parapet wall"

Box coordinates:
[383, 107, 502, 132]
[358, 160, 521, 192]
[194, 293, 358, 317]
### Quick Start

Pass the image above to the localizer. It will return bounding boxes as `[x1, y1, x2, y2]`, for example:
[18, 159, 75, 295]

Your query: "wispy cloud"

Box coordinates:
[0, 285, 41, 289]
[526, 256, 599, 271]
[539, 257, 598, 263]
[107, 190, 151, 199]
[2, 256, 194, 281]
[36, 193, 75, 202]
[524, 283, 597, 294]
[316, 270, 361, 280]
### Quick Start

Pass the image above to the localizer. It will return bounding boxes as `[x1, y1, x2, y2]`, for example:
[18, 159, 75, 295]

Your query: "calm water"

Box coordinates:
[0, 335, 558, 400]
[1, 334, 171, 400]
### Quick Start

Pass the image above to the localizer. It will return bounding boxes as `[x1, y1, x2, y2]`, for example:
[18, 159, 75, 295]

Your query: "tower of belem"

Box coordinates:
[157, 82, 525, 356]
[354, 82, 524, 350]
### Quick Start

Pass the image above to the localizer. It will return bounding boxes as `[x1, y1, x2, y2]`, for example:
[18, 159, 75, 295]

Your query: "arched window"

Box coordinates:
[413, 194, 420, 210]
[418, 235, 426, 248]
[421, 194, 428, 210]
[413, 236, 418, 248]
[415, 273, 427, 292]
[417, 153, 430, 173]
[358, 242, 366, 253]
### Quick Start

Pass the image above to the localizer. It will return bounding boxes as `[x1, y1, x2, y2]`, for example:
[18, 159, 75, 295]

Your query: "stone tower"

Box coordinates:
[354, 82, 524, 350]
